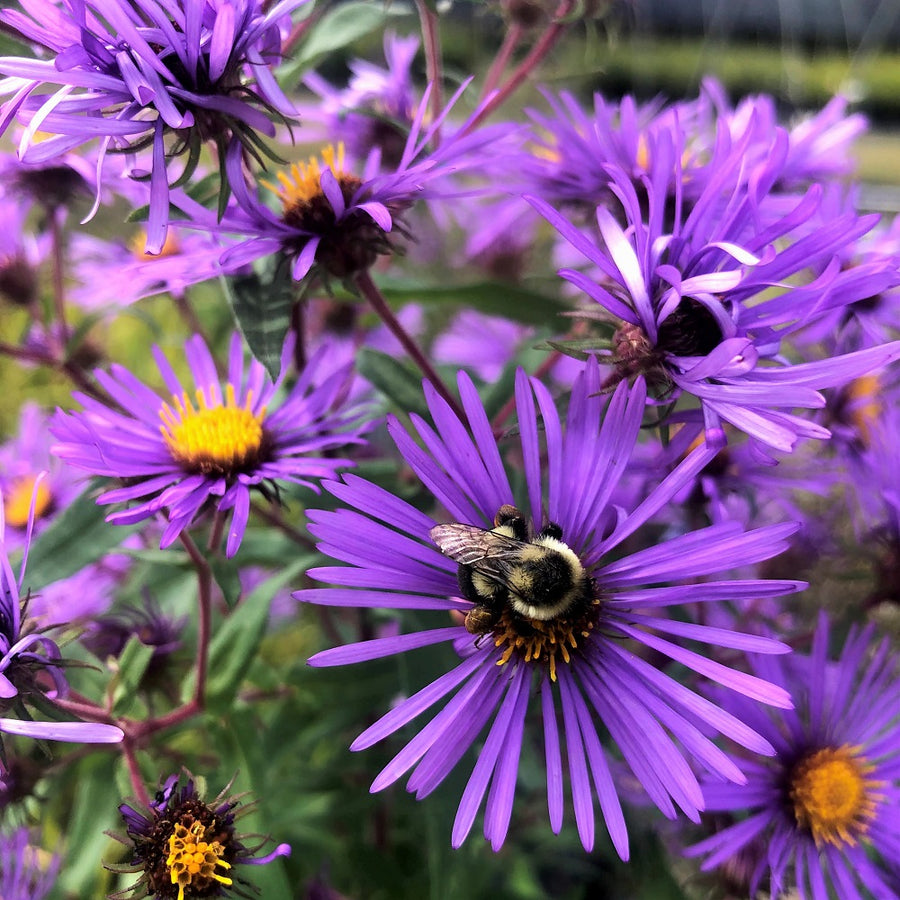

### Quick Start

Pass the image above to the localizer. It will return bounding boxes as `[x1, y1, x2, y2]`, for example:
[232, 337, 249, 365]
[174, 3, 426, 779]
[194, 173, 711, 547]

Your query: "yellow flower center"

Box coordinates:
[845, 374, 881, 447]
[3, 475, 52, 528]
[129, 228, 181, 261]
[160, 383, 266, 477]
[493, 604, 599, 682]
[264, 142, 351, 213]
[789, 745, 881, 847]
[166, 820, 233, 900]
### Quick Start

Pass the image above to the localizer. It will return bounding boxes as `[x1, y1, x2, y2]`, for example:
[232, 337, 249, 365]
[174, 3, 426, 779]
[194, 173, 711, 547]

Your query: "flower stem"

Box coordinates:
[123, 739, 150, 807]
[465, 0, 576, 133]
[49, 210, 69, 346]
[480, 23, 524, 102]
[491, 348, 562, 436]
[354, 269, 465, 421]
[179, 532, 212, 710]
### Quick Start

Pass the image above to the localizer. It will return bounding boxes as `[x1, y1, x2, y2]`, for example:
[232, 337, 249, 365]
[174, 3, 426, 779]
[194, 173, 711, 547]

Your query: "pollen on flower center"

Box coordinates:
[789, 745, 880, 847]
[160, 383, 267, 477]
[264, 142, 362, 221]
[4, 475, 52, 528]
[166, 820, 233, 900]
[493, 604, 599, 683]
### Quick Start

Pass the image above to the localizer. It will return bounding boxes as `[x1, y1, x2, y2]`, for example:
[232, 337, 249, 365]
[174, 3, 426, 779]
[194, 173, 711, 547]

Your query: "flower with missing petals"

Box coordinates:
[687, 615, 900, 900]
[111, 773, 290, 900]
[298, 358, 804, 854]
[50, 333, 368, 557]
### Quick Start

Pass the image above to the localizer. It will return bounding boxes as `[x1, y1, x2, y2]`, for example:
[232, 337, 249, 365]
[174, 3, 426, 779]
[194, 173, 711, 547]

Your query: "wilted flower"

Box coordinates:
[299, 358, 804, 854]
[687, 615, 900, 900]
[51, 333, 369, 557]
[111, 772, 290, 900]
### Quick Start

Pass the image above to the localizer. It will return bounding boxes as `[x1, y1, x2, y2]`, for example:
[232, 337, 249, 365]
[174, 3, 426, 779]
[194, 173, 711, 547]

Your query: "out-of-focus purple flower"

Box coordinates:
[0, 827, 59, 900]
[51, 333, 369, 557]
[178, 86, 516, 282]
[0, 192, 47, 307]
[302, 31, 420, 167]
[527, 122, 900, 453]
[111, 772, 290, 900]
[687, 615, 900, 900]
[298, 358, 804, 854]
[0, 481, 124, 747]
[0, 402, 83, 551]
[69, 226, 226, 308]
[0, 0, 309, 253]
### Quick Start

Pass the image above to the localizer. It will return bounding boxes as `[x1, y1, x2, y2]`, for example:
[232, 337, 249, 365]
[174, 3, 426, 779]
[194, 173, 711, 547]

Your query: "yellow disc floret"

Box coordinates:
[845, 374, 882, 447]
[160, 383, 266, 477]
[789, 745, 881, 847]
[129, 228, 180, 260]
[3, 474, 52, 528]
[264, 142, 349, 213]
[166, 820, 233, 900]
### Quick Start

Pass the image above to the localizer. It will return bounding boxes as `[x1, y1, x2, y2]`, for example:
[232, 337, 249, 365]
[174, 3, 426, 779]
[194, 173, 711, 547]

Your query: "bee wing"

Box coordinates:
[429, 523, 525, 566]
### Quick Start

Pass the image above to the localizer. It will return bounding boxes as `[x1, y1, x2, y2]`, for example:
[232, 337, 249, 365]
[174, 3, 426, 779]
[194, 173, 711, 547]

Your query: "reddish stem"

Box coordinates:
[480, 23, 525, 102]
[354, 269, 465, 422]
[465, 0, 576, 134]
[415, 0, 444, 146]
[491, 348, 562, 436]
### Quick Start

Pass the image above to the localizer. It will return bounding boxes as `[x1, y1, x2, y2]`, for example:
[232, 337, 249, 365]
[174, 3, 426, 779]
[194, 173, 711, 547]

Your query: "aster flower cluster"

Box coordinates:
[0, 3, 897, 899]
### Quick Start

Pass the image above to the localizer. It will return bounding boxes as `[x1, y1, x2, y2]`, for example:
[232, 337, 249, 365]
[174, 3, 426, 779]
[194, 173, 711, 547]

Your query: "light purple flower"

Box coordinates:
[51, 333, 369, 557]
[0, 827, 59, 900]
[687, 614, 900, 900]
[298, 358, 804, 854]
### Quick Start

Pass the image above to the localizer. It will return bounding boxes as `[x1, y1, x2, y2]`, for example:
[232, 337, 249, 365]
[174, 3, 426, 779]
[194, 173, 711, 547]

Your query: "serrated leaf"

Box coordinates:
[222, 254, 295, 379]
[24, 487, 140, 588]
[279, 2, 409, 82]
[355, 347, 431, 417]
[377, 278, 568, 326]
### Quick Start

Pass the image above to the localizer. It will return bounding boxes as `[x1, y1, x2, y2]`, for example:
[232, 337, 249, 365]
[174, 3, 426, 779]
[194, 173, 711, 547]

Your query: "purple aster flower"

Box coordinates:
[302, 30, 420, 167]
[177, 85, 515, 282]
[0, 827, 59, 900]
[298, 358, 805, 854]
[0, 402, 83, 552]
[0, 0, 309, 253]
[110, 772, 290, 900]
[526, 121, 900, 453]
[51, 333, 369, 557]
[69, 226, 226, 309]
[0, 481, 124, 747]
[686, 615, 900, 899]
[0, 191, 47, 307]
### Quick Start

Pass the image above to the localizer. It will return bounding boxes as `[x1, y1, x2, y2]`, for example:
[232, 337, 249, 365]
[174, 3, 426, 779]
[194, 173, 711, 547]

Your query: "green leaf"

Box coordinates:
[222, 254, 296, 379]
[355, 347, 431, 417]
[210, 555, 243, 610]
[111, 636, 156, 715]
[25, 487, 139, 587]
[279, 2, 409, 82]
[377, 279, 569, 326]
[197, 557, 314, 711]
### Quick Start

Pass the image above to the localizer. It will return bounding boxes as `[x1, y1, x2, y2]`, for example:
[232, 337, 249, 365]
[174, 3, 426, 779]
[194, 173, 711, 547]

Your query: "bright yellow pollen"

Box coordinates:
[3, 475, 52, 528]
[128, 228, 180, 260]
[493, 604, 598, 682]
[846, 374, 882, 446]
[789, 745, 881, 847]
[160, 383, 265, 476]
[166, 820, 233, 900]
[263, 142, 348, 212]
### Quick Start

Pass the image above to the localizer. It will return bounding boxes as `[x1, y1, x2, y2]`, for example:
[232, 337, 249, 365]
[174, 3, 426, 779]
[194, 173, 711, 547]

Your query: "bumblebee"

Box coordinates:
[430, 504, 594, 635]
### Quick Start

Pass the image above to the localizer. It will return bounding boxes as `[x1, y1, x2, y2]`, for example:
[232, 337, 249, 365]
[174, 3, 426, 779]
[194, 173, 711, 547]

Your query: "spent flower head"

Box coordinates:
[111, 772, 290, 900]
